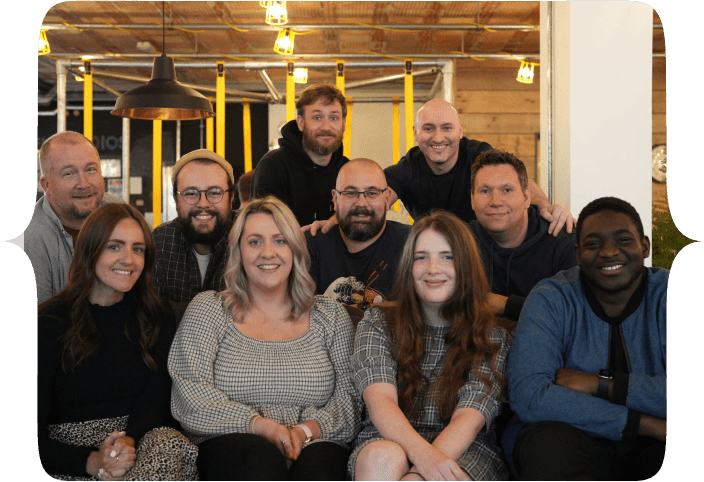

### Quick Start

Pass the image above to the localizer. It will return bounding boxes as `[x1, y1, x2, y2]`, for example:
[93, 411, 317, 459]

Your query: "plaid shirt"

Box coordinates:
[153, 218, 233, 303]
[349, 307, 510, 480]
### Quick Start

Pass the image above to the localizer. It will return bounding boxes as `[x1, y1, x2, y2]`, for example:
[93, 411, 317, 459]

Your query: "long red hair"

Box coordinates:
[385, 210, 502, 422]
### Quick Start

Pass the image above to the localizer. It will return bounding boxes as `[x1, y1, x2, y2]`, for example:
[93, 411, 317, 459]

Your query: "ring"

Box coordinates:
[281, 440, 291, 447]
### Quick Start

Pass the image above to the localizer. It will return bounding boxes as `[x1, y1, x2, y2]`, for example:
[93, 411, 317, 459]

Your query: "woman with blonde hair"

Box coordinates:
[349, 210, 510, 481]
[169, 196, 359, 480]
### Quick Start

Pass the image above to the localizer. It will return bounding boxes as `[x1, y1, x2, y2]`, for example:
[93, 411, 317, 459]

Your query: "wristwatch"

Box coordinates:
[597, 369, 614, 400]
[294, 423, 314, 445]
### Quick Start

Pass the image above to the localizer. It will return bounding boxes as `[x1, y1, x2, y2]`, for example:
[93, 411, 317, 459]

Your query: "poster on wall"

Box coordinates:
[107, 179, 123, 197]
[100, 159, 122, 178]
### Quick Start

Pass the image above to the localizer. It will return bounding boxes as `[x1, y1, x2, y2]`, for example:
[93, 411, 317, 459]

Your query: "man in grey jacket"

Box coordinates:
[25, 131, 122, 303]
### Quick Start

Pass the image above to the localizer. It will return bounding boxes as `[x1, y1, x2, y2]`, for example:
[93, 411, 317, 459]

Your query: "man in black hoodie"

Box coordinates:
[251, 84, 349, 226]
[469, 149, 577, 320]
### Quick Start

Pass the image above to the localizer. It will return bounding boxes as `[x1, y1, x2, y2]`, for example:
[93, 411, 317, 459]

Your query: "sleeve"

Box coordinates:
[304, 232, 321, 292]
[152, 230, 168, 300]
[503, 295, 525, 321]
[300, 300, 361, 443]
[126, 302, 177, 441]
[555, 232, 579, 272]
[350, 308, 398, 395]
[507, 282, 631, 441]
[168, 293, 258, 436]
[38, 313, 95, 476]
[456, 328, 510, 431]
[251, 154, 291, 205]
[621, 288, 667, 419]
[384, 159, 409, 204]
[25, 232, 56, 304]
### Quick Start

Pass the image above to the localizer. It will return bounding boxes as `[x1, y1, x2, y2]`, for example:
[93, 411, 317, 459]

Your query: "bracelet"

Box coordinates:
[293, 423, 314, 444]
[249, 414, 261, 434]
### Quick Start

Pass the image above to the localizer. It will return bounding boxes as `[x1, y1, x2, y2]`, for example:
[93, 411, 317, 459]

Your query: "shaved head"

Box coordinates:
[336, 158, 387, 190]
[415, 99, 461, 127]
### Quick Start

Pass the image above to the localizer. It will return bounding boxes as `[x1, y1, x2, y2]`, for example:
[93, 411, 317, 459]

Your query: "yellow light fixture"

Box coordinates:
[293, 68, 308, 84]
[259, 1, 274, 7]
[274, 28, 295, 55]
[39, 30, 50, 56]
[74, 66, 85, 82]
[266, 1, 288, 26]
[517, 60, 538, 84]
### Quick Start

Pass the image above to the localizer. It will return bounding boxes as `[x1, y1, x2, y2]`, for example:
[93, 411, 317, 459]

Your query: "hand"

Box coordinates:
[255, 417, 297, 460]
[288, 426, 307, 460]
[87, 431, 136, 480]
[401, 466, 425, 481]
[539, 203, 575, 236]
[412, 447, 469, 481]
[301, 215, 337, 236]
[488, 293, 508, 315]
[555, 368, 599, 396]
[638, 414, 666, 441]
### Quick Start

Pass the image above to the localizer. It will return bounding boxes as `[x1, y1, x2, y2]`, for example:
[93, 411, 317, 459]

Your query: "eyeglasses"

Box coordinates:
[176, 187, 232, 205]
[335, 188, 388, 201]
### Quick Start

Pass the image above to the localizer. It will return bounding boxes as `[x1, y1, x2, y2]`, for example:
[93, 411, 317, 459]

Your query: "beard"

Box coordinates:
[338, 206, 386, 242]
[175, 207, 233, 247]
[301, 128, 343, 157]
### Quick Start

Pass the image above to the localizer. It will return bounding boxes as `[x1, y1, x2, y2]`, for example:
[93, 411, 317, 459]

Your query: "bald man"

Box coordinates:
[305, 159, 411, 307]
[25, 131, 123, 303]
[385, 99, 574, 234]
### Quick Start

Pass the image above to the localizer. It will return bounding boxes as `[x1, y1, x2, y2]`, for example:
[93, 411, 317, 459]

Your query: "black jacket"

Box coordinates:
[251, 120, 349, 226]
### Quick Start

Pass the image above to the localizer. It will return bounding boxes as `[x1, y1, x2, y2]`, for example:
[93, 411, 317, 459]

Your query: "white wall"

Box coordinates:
[542, 1, 653, 250]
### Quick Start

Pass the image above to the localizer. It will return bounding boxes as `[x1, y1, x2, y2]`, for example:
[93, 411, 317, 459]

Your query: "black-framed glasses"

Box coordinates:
[176, 187, 232, 205]
[335, 188, 388, 201]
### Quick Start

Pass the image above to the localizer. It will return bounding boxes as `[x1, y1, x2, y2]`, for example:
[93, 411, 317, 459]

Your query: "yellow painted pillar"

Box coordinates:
[153, 120, 162, 227]
[343, 97, 352, 159]
[83, 60, 92, 142]
[243, 98, 252, 172]
[286, 61, 296, 121]
[216, 62, 225, 158]
[404, 61, 415, 224]
[392, 97, 400, 212]
[336, 61, 345, 95]
[206, 97, 214, 151]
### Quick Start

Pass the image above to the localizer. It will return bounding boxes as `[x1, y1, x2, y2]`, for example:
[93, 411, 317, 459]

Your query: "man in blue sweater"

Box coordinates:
[506, 197, 666, 480]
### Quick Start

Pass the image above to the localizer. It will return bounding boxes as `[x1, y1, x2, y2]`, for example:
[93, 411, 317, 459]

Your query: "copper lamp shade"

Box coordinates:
[112, 54, 215, 121]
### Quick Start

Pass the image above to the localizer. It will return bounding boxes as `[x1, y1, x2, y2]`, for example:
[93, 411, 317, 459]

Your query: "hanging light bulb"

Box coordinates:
[259, 1, 274, 7]
[112, 2, 214, 120]
[266, 1, 288, 26]
[74, 66, 85, 82]
[38, 29, 50, 56]
[274, 28, 295, 55]
[293, 68, 308, 84]
[516, 60, 537, 84]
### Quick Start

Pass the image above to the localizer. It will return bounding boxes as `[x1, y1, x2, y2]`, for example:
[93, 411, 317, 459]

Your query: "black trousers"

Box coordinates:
[514, 421, 666, 480]
[196, 433, 350, 481]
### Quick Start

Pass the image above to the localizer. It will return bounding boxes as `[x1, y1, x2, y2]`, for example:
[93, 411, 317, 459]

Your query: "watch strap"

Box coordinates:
[294, 423, 314, 443]
[597, 374, 611, 400]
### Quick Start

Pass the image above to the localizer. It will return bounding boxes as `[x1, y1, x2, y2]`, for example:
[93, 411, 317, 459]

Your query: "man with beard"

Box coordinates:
[26, 131, 123, 303]
[504, 197, 666, 480]
[305, 159, 410, 307]
[251, 83, 349, 226]
[153, 150, 235, 313]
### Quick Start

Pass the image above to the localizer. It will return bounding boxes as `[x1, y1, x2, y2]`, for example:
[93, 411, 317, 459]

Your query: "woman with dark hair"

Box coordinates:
[349, 210, 510, 481]
[169, 196, 359, 480]
[38, 203, 195, 480]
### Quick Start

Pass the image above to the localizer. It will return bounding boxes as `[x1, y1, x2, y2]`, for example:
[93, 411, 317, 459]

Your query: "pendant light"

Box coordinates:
[112, 2, 214, 121]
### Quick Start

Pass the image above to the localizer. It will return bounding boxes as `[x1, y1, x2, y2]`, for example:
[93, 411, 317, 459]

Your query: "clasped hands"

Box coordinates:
[400, 443, 469, 481]
[255, 417, 312, 461]
[88, 430, 136, 481]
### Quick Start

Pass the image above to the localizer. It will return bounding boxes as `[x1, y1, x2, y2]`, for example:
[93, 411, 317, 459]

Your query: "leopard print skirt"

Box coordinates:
[47, 416, 198, 480]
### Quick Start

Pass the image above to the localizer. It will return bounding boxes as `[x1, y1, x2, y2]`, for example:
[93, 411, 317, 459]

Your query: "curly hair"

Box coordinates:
[220, 196, 316, 321]
[385, 210, 503, 422]
[39, 203, 164, 372]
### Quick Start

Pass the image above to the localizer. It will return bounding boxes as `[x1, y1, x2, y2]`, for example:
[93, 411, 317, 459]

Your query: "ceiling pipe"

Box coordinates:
[68, 69, 123, 97]
[257, 70, 282, 102]
[74, 59, 447, 70]
[53, 52, 540, 60]
[426, 72, 443, 101]
[41, 22, 664, 32]
[345, 67, 438, 90]
[38, 86, 57, 104]
[87, 68, 271, 100]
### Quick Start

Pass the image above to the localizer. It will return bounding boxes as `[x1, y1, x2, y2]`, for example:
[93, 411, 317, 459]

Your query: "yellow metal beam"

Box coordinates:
[336, 61, 345, 95]
[153, 120, 162, 227]
[83, 60, 92, 142]
[392, 97, 400, 212]
[206, 97, 214, 151]
[404, 61, 415, 224]
[243, 98, 252, 172]
[287, 61, 296, 121]
[343, 97, 352, 159]
[216, 62, 225, 158]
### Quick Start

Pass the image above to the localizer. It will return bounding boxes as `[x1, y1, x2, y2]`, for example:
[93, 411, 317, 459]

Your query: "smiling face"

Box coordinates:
[40, 137, 105, 229]
[240, 212, 293, 295]
[412, 229, 456, 310]
[91, 217, 146, 305]
[576, 210, 650, 297]
[414, 99, 464, 175]
[471, 164, 531, 247]
[297, 98, 345, 161]
[333, 160, 390, 244]
[175, 161, 233, 249]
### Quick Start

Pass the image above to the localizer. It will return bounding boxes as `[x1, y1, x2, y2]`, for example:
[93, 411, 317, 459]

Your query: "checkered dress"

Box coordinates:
[168, 291, 360, 446]
[348, 307, 510, 480]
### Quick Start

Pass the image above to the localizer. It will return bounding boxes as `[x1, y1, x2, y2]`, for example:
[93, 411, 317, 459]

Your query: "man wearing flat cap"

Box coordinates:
[153, 149, 236, 315]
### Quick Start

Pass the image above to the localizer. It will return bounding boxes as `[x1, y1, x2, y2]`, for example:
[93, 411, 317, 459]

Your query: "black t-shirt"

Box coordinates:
[384, 137, 493, 223]
[305, 221, 411, 304]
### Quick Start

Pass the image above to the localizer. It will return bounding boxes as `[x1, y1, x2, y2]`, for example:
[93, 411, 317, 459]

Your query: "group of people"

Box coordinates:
[28, 82, 666, 481]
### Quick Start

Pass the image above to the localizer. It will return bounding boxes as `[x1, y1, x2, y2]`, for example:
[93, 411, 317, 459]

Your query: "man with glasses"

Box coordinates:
[153, 150, 236, 314]
[305, 158, 410, 307]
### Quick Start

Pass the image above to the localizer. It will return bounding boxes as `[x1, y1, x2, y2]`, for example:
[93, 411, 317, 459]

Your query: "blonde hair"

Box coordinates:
[220, 196, 315, 320]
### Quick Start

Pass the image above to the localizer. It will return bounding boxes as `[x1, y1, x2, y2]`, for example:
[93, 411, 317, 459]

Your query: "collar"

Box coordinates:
[581, 268, 647, 325]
